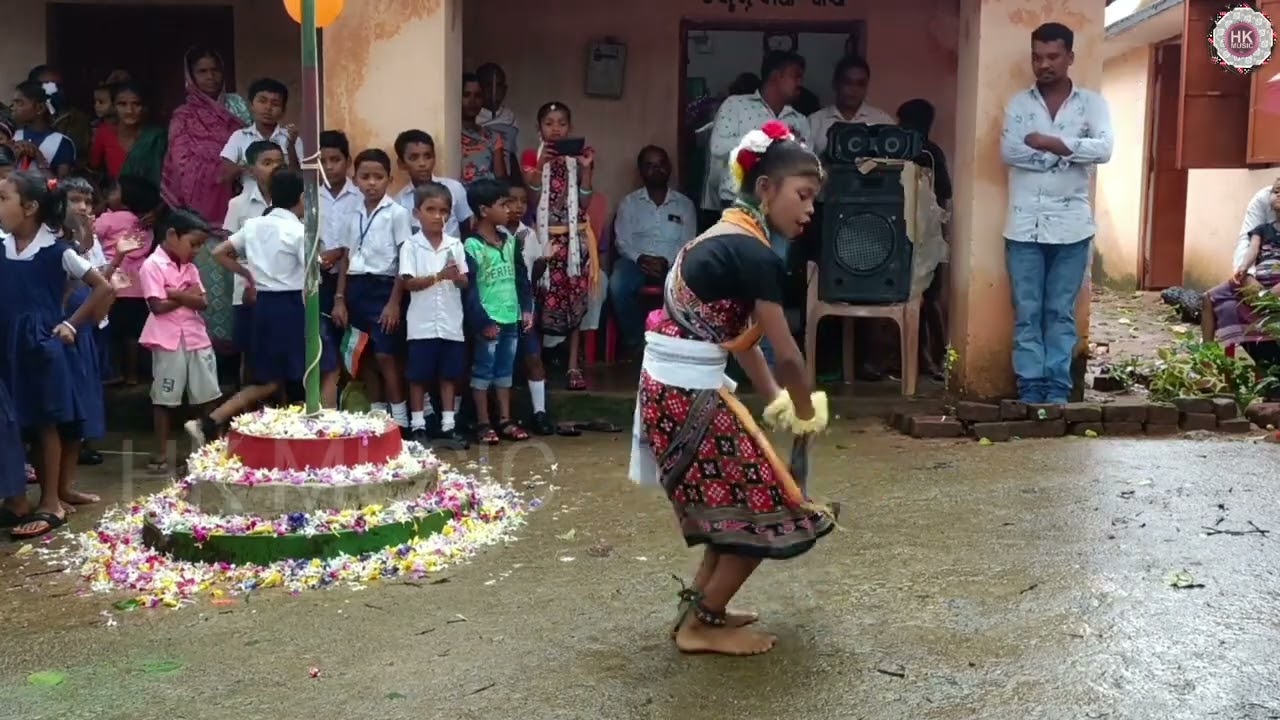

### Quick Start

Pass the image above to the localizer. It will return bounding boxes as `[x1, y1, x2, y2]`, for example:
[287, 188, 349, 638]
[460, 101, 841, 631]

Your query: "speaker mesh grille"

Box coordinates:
[832, 212, 896, 272]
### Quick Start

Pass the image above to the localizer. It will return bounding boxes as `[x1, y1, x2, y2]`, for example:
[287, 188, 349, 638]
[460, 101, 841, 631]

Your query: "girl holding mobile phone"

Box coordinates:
[520, 101, 599, 391]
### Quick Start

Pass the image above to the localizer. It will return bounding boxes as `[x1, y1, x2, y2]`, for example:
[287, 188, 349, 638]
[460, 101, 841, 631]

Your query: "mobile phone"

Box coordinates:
[549, 138, 586, 156]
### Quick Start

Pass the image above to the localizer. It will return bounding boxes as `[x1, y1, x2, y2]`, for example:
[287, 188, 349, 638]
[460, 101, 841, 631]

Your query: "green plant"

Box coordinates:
[1103, 356, 1147, 392]
[943, 345, 960, 394]
[1248, 286, 1280, 339]
[1147, 338, 1272, 411]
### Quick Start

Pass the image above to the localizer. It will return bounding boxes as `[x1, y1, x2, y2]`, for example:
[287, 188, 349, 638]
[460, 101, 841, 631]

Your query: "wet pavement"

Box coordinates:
[2, 424, 1279, 720]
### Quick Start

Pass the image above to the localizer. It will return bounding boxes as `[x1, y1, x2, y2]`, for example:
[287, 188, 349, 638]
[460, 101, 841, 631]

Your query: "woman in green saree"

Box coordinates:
[89, 81, 168, 188]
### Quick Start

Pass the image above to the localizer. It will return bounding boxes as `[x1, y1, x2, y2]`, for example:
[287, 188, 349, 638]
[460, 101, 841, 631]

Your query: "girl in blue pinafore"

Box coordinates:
[0, 171, 114, 539]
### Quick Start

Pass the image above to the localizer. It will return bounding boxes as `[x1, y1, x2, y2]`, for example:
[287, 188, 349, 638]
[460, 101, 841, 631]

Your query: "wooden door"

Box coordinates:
[46, 3, 237, 124]
[1143, 42, 1188, 290]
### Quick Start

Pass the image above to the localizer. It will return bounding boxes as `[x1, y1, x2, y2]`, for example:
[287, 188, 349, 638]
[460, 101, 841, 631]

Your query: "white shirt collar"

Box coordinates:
[267, 207, 303, 225]
[414, 231, 460, 249]
[3, 226, 59, 259]
[326, 180, 360, 201]
[361, 194, 395, 218]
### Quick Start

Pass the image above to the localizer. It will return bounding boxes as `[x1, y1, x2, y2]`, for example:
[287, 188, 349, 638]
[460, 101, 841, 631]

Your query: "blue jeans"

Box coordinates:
[471, 324, 519, 390]
[1006, 237, 1092, 403]
[608, 257, 655, 348]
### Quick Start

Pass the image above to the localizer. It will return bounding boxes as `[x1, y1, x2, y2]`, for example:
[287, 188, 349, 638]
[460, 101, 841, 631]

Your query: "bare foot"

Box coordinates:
[675, 617, 776, 656]
[60, 491, 100, 506]
[61, 502, 77, 514]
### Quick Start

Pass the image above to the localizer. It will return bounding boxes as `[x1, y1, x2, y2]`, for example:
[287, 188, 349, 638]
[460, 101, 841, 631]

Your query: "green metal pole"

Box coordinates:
[300, 0, 322, 414]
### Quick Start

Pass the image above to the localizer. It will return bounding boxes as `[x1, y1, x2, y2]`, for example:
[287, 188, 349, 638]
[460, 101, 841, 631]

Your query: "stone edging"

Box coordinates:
[892, 397, 1263, 441]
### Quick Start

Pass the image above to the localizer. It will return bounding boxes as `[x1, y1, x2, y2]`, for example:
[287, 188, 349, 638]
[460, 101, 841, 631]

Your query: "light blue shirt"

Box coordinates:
[614, 187, 697, 263]
[1001, 84, 1113, 245]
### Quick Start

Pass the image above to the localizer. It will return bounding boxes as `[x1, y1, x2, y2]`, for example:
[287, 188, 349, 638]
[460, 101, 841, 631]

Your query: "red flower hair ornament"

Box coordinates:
[728, 120, 799, 193]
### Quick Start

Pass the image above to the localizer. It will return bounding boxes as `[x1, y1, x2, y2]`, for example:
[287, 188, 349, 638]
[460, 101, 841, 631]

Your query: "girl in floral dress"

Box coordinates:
[520, 102, 599, 390]
[630, 121, 835, 656]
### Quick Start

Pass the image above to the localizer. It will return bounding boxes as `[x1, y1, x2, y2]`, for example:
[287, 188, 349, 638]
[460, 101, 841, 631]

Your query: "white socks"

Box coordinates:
[410, 411, 425, 431]
[441, 411, 456, 432]
[529, 380, 547, 413]
[424, 395, 435, 416]
[371, 402, 390, 415]
[391, 402, 409, 428]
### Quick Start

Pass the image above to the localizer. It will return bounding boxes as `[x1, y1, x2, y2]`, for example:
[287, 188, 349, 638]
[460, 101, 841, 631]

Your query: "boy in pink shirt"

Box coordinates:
[138, 208, 221, 474]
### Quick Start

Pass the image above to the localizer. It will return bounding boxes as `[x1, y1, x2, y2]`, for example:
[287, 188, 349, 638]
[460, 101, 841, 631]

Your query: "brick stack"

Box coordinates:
[891, 397, 1257, 441]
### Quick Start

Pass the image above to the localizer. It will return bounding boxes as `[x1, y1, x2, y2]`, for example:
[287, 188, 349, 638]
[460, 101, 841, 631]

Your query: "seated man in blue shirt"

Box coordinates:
[608, 145, 697, 354]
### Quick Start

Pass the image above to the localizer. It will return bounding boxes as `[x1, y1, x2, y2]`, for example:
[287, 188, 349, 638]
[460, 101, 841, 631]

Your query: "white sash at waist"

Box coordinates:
[629, 332, 738, 486]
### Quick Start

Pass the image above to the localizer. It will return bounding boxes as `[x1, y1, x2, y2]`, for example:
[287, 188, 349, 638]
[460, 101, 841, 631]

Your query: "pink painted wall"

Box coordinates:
[463, 0, 960, 203]
[948, 0, 1104, 399]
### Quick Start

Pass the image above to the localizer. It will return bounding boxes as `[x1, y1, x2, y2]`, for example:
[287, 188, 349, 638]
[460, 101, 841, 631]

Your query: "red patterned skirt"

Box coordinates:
[539, 228, 590, 336]
[637, 370, 834, 559]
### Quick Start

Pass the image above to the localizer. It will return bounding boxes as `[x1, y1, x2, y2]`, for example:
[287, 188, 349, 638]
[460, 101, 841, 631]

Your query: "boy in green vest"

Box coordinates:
[463, 179, 533, 445]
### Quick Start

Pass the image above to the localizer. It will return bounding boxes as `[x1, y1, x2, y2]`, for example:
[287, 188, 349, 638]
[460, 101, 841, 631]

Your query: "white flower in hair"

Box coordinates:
[728, 120, 795, 193]
[41, 81, 58, 96]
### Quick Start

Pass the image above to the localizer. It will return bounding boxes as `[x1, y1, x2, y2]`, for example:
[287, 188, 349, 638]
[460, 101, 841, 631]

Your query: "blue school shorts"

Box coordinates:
[471, 324, 519, 390]
[407, 339, 466, 383]
[250, 291, 338, 384]
[347, 274, 404, 355]
[233, 303, 254, 355]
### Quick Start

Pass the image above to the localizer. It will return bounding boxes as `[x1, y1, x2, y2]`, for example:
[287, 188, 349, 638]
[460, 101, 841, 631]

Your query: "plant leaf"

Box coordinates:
[140, 660, 184, 674]
[27, 671, 66, 686]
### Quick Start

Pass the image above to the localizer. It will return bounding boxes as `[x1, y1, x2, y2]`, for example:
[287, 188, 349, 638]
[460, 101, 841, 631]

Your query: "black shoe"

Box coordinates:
[409, 428, 431, 446]
[78, 445, 104, 466]
[433, 428, 470, 450]
[531, 411, 554, 436]
[425, 413, 442, 436]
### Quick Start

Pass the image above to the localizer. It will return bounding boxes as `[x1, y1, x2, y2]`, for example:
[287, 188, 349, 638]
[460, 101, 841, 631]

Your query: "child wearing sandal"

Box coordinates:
[0, 171, 114, 539]
[463, 179, 532, 445]
[140, 207, 219, 473]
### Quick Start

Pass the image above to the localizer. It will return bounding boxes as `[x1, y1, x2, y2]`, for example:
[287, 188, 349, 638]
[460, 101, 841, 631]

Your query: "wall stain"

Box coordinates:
[324, 0, 444, 152]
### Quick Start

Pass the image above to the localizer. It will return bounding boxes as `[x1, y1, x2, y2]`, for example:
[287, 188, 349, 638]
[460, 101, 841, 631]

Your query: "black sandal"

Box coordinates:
[10, 511, 66, 540]
[0, 507, 24, 529]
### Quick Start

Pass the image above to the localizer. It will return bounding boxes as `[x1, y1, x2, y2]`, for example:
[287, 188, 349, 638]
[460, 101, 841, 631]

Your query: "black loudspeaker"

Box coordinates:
[826, 123, 924, 164]
[818, 166, 913, 304]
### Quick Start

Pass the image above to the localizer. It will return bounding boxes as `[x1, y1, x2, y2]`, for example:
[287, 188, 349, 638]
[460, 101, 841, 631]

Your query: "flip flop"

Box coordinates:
[555, 423, 582, 437]
[10, 511, 66, 540]
[574, 420, 622, 433]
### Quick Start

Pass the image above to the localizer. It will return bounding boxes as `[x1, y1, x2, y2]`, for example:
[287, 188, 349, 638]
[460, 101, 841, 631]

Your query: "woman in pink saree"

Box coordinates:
[160, 46, 249, 345]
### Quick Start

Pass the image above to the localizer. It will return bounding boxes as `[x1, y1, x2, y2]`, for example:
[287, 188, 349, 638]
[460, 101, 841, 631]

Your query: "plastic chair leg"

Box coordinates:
[584, 329, 597, 366]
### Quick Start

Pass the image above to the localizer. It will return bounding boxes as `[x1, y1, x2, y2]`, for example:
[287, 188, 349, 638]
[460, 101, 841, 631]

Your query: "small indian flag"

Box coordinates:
[339, 326, 368, 377]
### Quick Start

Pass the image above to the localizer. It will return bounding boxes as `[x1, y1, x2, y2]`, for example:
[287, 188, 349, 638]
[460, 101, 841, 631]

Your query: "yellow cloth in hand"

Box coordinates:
[762, 391, 829, 435]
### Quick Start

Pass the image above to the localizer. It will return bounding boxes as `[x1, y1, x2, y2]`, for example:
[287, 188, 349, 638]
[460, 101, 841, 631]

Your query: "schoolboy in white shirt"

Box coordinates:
[392, 129, 472, 238]
[333, 148, 414, 432]
[400, 182, 470, 448]
[218, 77, 304, 192]
[190, 168, 338, 446]
[222, 140, 283, 384]
[317, 130, 361, 404]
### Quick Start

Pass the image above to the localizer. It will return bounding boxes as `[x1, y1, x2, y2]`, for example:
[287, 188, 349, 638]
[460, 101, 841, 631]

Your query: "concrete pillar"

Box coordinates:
[948, 0, 1104, 399]
[321, 0, 463, 181]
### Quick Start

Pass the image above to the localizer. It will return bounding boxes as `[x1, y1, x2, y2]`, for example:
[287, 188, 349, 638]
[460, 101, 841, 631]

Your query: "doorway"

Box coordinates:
[1141, 41, 1188, 289]
[46, 2, 237, 123]
[677, 19, 866, 210]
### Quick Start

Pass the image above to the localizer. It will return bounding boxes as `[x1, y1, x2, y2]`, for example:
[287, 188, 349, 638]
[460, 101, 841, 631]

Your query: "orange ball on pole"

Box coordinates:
[283, 0, 344, 28]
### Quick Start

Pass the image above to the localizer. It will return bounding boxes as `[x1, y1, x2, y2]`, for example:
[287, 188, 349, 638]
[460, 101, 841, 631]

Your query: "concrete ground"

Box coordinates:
[2, 424, 1279, 720]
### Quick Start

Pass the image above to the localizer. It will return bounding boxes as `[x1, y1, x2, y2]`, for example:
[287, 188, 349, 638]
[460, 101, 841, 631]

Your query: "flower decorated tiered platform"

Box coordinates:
[45, 408, 530, 608]
[144, 409, 451, 564]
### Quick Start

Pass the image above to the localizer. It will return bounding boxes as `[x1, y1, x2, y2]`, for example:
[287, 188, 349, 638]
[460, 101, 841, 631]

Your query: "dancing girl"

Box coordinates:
[630, 121, 835, 656]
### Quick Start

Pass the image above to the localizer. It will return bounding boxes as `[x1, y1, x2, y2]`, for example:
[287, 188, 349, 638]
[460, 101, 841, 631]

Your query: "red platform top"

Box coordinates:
[226, 425, 403, 471]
